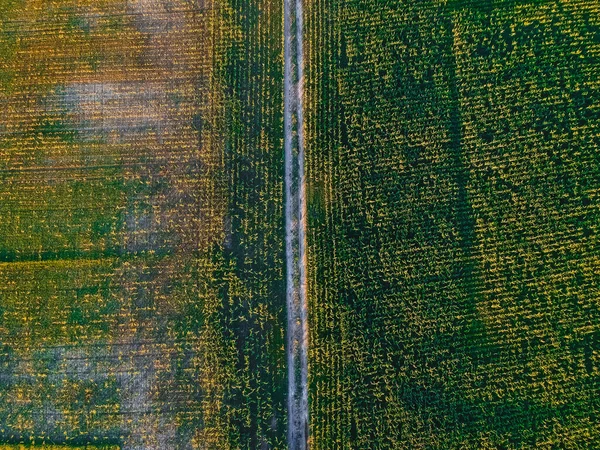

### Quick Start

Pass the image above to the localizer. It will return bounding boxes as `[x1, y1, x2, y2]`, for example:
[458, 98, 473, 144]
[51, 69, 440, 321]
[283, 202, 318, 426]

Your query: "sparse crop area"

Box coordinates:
[0, 0, 285, 448]
[305, 0, 600, 448]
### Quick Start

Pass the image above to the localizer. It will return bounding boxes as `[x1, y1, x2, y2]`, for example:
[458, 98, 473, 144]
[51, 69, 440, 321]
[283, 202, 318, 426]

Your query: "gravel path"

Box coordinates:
[284, 0, 309, 445]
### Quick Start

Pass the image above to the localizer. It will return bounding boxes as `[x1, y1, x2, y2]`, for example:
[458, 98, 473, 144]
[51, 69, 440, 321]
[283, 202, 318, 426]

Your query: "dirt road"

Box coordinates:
[284, 0, 309, 445]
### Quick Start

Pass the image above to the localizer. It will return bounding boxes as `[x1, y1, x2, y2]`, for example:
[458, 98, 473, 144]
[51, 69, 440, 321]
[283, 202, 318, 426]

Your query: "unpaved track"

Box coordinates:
[284, 0, 309, 445]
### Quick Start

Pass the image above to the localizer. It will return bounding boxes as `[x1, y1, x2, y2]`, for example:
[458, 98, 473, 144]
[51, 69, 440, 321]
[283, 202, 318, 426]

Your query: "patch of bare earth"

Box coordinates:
[59, 0, 227, 448]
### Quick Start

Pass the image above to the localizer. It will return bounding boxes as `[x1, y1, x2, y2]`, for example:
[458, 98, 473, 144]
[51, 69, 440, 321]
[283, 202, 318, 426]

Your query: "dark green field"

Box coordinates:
[305, 0, 600, 447]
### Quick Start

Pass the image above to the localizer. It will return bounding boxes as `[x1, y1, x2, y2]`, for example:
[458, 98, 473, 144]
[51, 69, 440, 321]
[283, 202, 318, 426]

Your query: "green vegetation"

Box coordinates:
[2, 0, 598, 447]
[305, 0, 600, 448]
[0, 0, 286, 447]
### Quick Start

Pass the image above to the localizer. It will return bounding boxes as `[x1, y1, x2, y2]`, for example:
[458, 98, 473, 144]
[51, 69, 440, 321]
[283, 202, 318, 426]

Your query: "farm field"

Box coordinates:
[0, 0, 285, 448]
[2, 0, 600, 448]
[304, 0, 600, 448]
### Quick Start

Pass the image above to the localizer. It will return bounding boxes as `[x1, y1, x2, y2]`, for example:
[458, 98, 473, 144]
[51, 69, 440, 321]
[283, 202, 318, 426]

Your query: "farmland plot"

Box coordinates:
[0, 0, 286, 448]
[2, 0, 599, 447]
[304, 0, 600, 448]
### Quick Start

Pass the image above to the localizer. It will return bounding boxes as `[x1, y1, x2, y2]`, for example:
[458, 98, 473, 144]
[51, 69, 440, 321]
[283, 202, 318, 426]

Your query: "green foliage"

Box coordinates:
[217, 0, 287, 446]
[0, 0, 287, 447]
[305, 0, 600, 447]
